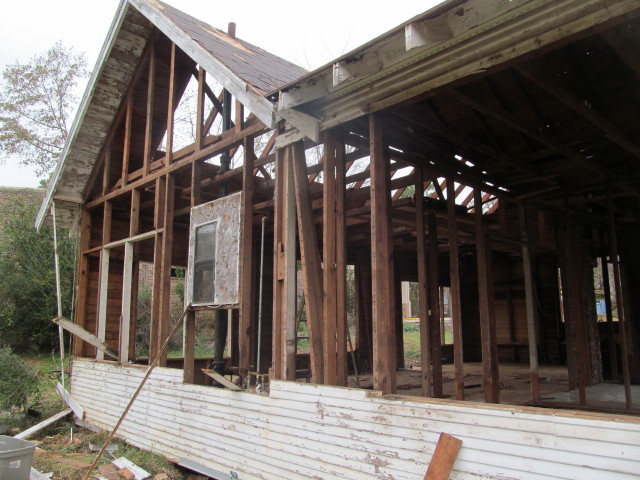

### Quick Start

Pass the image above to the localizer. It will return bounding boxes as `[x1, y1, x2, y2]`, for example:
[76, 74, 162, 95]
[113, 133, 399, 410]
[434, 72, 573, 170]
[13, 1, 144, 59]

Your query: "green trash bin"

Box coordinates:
[0, 435, 37, 480]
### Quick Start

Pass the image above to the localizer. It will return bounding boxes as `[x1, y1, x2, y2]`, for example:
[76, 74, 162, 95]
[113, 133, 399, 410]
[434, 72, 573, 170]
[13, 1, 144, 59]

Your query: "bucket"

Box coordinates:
[0, 435, 37, 480]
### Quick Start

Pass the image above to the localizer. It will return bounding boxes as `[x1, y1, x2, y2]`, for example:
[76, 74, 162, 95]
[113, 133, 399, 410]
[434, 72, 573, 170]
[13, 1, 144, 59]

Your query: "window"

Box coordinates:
[193, 222, 217, 303]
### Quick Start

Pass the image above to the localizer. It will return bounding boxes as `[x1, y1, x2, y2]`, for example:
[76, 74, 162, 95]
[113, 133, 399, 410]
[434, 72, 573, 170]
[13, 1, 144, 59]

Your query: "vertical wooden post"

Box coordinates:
[323, 132, 338, 385]
[416, 169, 432, 396]
[272, 149, 285, 380]
[96, 202, 112, 361]
[195, 66, 205, 151]
[599, 230, 618, 380]
[143, 41, 155, 176]
[447, 180, 464, 400]
[475, 189, 499, 403]
[519, 204, 540, 402]
[608, 196, 633, 408]
[239, 135, 255, 375]
[335, 134, 348, 386]
[183, 310, 196, 383]
[369, 113, 396, 394]
[150, 177, 166, 362]
[427, 213, 443, 397]
[282, 151, 297, 380]
[158, 174, 175, 367]
[291, 141, 325, 384]
[120, 241, 133, 364]
[356, 250, 374, 372]
[102, 152, 111, 196]
[121, 97, 133, 186]
[166, 42, 176, 165]
[73, 209, 91, 357]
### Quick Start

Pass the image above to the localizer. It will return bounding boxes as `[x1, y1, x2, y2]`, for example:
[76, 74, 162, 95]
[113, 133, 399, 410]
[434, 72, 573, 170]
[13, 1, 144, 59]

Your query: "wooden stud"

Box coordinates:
[447, 180, 464, 400]
[73, 209, 91, 357]
[323, 132, 338, 385]
[120, 241, 133, 364]
[415, 168, 433, 397]
[195, 67, 205, 150]
[282, 150, 297, 380]
[143, 41, 155, 176]
[272, 148, 285, 380]
[335, 133, 348, 386]
[291, 141, 325, 384]
[239, 135, 255, 375]
[183, 310, 196, 383]
[121, 97, 133, 186]
[475, 189, 499, 403]
[427, 212, 443, 397]
[369, 113, 396, 394]
[158, 174, 175, 367]
[102, 152, 111, 196]
[149, 176, 166, 362]
[519, 204, 540, 402]
[166, 42, 176, 165]
[96, 248, 109, 362]
[599, 230, 619, 380]
[608, 195, 633, 408]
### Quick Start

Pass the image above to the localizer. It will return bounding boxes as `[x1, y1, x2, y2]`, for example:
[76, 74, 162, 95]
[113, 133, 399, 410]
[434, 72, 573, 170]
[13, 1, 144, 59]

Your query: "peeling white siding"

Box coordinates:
[71, 359, 640, 480]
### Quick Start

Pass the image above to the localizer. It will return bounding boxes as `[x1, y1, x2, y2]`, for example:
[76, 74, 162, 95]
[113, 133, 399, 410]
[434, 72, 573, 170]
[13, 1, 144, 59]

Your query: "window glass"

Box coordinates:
[193, 222, 216, 303]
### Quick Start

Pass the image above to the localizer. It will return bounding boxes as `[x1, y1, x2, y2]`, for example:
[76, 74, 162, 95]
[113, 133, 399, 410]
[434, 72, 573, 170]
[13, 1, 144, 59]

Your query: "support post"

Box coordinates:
[447, 180, 464, 400]
[599, 229, 619, 380]
[416, 169, 432, 396]
[158, 174, 175, 367]
[291, 141, 325, 384]
[519, 204, 540, 402]
[73, 209, 91, 356]
[427, 213, 443, 397]
[150, 177, 166, 362]
[369, 113, 396, 394]
[335, 134, 348, 386]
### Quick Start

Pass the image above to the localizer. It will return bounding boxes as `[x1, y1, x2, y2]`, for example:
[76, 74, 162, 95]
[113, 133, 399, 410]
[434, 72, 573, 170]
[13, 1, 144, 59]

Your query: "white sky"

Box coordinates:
[0, 0, 443, 188]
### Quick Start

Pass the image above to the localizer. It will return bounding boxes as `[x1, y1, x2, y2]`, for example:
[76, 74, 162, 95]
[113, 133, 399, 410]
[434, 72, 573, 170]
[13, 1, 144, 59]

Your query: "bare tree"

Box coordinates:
[0, 41, 88, 177]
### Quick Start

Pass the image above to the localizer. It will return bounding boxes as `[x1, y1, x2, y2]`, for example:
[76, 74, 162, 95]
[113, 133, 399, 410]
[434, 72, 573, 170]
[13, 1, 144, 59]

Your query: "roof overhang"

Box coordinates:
[275, 0, 640, 142]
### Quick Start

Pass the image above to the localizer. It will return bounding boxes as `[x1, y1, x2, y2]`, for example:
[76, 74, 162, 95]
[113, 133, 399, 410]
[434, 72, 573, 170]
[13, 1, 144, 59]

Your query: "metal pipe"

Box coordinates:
[256, 216, 267, 374]
[51, 202, 66, 391]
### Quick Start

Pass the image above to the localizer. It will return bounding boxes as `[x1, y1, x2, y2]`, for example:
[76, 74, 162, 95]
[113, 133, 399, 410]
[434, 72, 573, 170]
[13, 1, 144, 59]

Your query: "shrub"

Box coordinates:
[0, 346, 42, 413]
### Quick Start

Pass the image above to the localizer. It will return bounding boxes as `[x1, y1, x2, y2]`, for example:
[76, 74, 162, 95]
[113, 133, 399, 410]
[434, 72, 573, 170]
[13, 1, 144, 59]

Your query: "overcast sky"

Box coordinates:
[0, 0, 442, 188]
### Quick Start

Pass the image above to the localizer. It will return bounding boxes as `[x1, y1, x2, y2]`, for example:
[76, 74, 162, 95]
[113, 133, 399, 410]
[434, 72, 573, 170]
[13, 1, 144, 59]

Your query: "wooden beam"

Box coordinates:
[166, 42, 176, 165]
[282, 148, 298, 380]
[195, 67, 205, 150]
[149, 176, 166, 362]
[201, 369, 242, 391]
[239, 135, 255, 375]
[121, 96, 133, 186]
[427, 212, 443, 397]
[143, 41, 155, 176]
[519, 204, 540, 402]
[447, 180, 464, 400]
[335, 133, 348, 386]
[416, 169, 432, 396]
[291, 141, 325, 384]
[599, 230, 618, 380]
[96, 201, 112, 361]
[369, 113, 396, 394]
[475, 189, 499, 403]
[423, 433, 462, 480]
[120, 241, 133, 364]
[183, 310, 195, 383]
[73, 209, 91, 357]
[158, 174, 175, 367]
[323, 132, 338, 385]
[272, 149, 285, 380]
[14, 409, 72, 440]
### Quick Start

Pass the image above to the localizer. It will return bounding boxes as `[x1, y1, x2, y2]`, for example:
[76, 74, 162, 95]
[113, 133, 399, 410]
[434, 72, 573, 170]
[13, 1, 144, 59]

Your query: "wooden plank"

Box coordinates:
[416, 168, 432, 397]
[369, 113, 396, 394]
[599, 230, 618, 380]
[101, 230, 159, 251]
[96, 247, 110, 362]
[143, 41, 155, 176]
[55, 383, 85, 419]
[519, 204, 540, 402]
[447, 179, 464, 400]
[475, 189, 499, 403]
[201, 369, 242, 391]
[239, 135, 255, 375]
[14, 409, 72, 440]
[102, 151, 111, 196]
[291, 141, 325, 384]
[423, 433, 462, 480]
[149, 176, 166, 362]
[52, 316, 118, 358]
[323, 132, 338, 385]
[130, 189, 140, 237]
[427, 212, 443, 398]
[335, 133, 348, 386]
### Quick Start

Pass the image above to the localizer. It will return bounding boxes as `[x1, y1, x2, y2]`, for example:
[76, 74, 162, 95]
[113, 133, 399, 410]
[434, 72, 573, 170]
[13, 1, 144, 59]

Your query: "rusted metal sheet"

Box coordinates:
[72, 359, 640, 480]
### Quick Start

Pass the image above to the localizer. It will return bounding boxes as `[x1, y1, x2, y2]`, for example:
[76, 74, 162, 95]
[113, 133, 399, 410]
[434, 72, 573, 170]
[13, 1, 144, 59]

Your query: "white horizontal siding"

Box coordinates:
[70, 360, 640, 480]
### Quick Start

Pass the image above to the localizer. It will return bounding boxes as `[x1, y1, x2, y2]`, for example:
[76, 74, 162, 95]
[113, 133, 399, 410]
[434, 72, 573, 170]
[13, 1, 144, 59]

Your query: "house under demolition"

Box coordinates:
[37, 0, 640, 478]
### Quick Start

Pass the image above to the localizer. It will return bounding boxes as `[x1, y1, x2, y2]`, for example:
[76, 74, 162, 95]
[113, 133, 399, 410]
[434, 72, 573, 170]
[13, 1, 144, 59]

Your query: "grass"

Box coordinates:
[403, 321, 453, 364]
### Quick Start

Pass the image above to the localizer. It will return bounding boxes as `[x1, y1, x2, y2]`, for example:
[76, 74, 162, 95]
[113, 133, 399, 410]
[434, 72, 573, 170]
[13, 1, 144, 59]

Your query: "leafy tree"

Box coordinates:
[0, 41, 88, 177]
[0, 189, 75, 351]
[0, 346, 41, 413]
